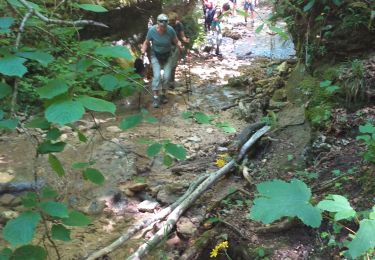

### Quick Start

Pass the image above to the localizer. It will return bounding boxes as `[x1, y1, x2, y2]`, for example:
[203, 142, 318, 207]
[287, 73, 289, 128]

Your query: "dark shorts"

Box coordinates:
[230, 0, 237, 3]
[244, 2, 254, 11]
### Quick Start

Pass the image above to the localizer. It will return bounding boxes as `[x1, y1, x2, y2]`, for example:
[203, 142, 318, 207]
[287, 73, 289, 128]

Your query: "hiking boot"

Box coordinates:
[161, 94, 168, 104]
[152, 96, 160, 108]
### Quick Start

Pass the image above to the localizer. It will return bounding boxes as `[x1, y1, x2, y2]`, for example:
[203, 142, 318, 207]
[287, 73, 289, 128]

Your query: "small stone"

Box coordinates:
[127, 183, 148, 192]
[124, 189, 135, 197]
[106, 126, 122, 133]
[84, 200, 106, 215]
[60, 133, 68, 141]
[176, 217, 197, 238]
[0, 194, 17, 206]
[59, 126, 72, 133]
[206, 128, 214, 134]
[1, 210, 19, 221]
[137, 200, 159, 213]
[187, 136, 202, 143]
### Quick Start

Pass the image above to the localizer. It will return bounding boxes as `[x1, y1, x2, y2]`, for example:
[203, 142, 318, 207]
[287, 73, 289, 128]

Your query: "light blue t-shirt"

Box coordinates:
[146, 25, 177, 54]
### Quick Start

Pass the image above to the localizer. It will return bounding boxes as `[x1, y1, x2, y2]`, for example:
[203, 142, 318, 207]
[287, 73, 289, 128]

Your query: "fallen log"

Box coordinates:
[85, 173, 209, 260]
[0, 180, 44, 195]
[227, 122, 266, 153]
[127, 125, 270, 260]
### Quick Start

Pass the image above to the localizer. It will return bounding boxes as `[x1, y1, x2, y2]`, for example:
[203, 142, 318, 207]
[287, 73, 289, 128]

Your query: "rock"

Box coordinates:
[0, 210, 19, 221]
[176, 217, 198, 238]
[272, 88, 287, 102]
[157, 189, 179, 204]
[206, 128, 214, 134]
[106, 126, 122, 133]
[119, 181, 148, 192]
[187, 136, 202, 143]
[277, 61, 288, 74]
[84, 200, 106, 215]
[124, 189, 135, 197]
[269, 99, 288, 109]
[0, 194, 19, 207]
[278, 105, 305, 128]
[137, 200, 159, 213]
[59, 126, 72, 133]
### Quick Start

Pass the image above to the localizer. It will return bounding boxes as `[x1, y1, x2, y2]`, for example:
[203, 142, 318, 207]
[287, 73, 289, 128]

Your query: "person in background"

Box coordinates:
[141, 14, 184, 108]
[203, 0, 215, 32]
[168, 12, 190, 87]
[244, 0, 255, 24]
[229, 0, 237, 16]
[211, 2, 231, 55]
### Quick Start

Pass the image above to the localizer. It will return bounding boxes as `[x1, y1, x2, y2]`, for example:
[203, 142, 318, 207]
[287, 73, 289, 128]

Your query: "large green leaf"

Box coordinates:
[76, 96, 116, 114]
[0, 248, 12, 260]
[41, 187, 58, 199]
[359, 123, 375, 134]
[193, 112, 211, 124]
[0, 119, 18, 129]
[25, 117, 50, 129]
[165, 143, 187, 160]
[0, 82, 11, 99]
[303, 0, 315, 12]
[51, 224, 71, 241]
[11, 245, 46, 260]
[36, 79, 69, 99]
[3, 211, 41, 247]
[45, 99, 85, 125]
[46, 128, 61, 140]
[0, 17, 14, 29]
[98, 74, 119, 91]
[249, 179, 322, 228]
[37, 141, 66, 154]
[62, 211, 91, 226]
[216, 122, 236, 133]
[317, 195, 356, 221]
[255, 23, 264, 34]
[146, 143, 163, 157]
[83, 168, 105, 185]
[119, 114, 143, 130]
[48, 154, 65, 177]
[347, 219, 375, 258]
[16, 51, 54, 67]
[94, 46, 133, 60]
[40, 201, 68, 218]
[0, 56, 27, 77]
[77, 4, 108, 12]
[21, 192, 38, 208]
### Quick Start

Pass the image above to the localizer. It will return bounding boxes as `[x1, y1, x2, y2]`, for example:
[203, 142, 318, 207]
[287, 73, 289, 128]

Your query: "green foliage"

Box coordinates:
[317, 195, 356, 221]
[3, 211, 41, 247]
[99, 74, 119, 91]
[11, 245, 46, 260]
[16, 51, 54, 67]
[347, 219, 375, 258]
[356, 122, 375, 163]
[77, 4, 108, 12]
[83, 168, 105, 185]
[62, 211, 91, 226]
[76, 96, 116, 114]
[39, 201, 68, 218]
[182, 111, 236, 133]
[249, 179, 322, 228]
[119, 109, 157, 130]
[51, 224, 71, 241]
[37, 141, 66, 154]
[144, 140, 187, 166]
[0, 56, 27, 77]
[48, 154, 65, 177]
[36, 79, 69, 99]
[0, 83, 11, 99]
[45, 99, 85, 125]
[319, 80, 340, 94]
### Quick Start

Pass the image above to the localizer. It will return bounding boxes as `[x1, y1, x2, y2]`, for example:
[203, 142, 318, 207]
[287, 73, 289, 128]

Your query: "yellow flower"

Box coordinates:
[210, 241, 229, 258]
[215, 158, 226, 167]
[210, 248, 218, 258]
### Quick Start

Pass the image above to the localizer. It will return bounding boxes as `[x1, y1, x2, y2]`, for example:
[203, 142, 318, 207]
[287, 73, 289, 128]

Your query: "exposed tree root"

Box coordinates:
[0, 180, 44, 195]
[85, 125, 270, 260]
[252, 218, 297, 234]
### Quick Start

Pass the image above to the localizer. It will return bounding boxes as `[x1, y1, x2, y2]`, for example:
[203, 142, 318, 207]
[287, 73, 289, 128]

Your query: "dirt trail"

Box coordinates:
[0, 5, 324, 259]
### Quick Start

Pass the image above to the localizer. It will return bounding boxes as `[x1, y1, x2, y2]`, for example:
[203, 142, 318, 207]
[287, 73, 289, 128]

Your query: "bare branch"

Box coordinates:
[18, 0, 109, 28]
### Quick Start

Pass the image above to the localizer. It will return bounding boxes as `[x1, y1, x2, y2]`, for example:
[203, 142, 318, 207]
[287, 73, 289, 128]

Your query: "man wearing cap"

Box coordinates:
[141, 14, 184, 108]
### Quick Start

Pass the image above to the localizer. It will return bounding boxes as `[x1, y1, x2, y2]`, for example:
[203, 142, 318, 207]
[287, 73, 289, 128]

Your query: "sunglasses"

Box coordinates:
[158, 19, 168, 23]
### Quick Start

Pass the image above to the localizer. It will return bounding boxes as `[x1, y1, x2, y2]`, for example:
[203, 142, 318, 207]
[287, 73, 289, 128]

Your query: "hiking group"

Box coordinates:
[140, 0, 258, 108]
